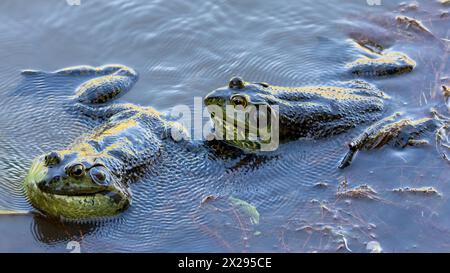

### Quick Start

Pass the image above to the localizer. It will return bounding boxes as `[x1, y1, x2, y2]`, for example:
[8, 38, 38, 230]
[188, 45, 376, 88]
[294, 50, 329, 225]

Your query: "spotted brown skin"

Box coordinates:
[205, 77, 387, 150]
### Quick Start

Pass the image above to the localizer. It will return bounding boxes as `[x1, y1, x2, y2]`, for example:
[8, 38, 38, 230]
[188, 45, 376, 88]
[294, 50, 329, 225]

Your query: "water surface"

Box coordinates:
[0, 0, 449, 252]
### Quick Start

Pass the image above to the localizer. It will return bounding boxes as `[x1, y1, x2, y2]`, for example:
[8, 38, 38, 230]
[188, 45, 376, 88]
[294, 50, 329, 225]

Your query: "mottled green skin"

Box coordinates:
[205, 77, 448, 167]
[203, 46, 417, 151]
[345, 38, 416, 77]
[205, 78, 387, 150]
[347, 51, 416, 77]
[23, 57, 446, 220]
[23, 65, 183, 220]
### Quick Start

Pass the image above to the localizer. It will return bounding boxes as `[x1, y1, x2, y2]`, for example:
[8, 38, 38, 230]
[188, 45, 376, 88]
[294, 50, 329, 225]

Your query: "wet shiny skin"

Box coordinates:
[1, 0, 449, 252]
[205, 77, 386, 150]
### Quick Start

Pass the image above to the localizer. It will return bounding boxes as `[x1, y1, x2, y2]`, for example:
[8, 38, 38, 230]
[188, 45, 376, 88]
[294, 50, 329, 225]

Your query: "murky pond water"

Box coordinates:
[0, 0, 449, 252]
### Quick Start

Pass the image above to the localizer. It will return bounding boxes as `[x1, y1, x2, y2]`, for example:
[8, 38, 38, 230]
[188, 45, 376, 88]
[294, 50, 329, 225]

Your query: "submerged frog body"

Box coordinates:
[205, 77, 449, 167]
[23, 61, 449, 220]
[23, 65, 187, 220]
[203, 42, 420, 151]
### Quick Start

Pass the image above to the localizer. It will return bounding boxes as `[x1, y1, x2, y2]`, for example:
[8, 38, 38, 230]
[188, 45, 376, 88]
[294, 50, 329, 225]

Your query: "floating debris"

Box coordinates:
[396, 16, 433, 35]
[391, 187, 442, 196]
[366, 241, 383, 253]
[398, 1, 419, 12]
[0, 210, 31, 216]
[313, 182, 329, 189]
[229, 197, 260, 225]
[439, 0, 450, 5]
[201, 195, 217, 205]
[336, 232, 352, 253]
[295, 224, 352, 252]
[337, 182, 378, 200]
[442, 85, 450, 98]
[320, 203, 332, 214]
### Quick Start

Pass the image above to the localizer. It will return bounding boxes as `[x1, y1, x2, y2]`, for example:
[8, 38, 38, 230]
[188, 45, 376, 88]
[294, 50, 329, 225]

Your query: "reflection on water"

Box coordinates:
[0, 0, 449, 252]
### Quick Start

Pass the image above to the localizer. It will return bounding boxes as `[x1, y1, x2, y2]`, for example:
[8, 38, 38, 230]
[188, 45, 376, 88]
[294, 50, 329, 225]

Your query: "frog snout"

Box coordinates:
[37, 175, 64, 193]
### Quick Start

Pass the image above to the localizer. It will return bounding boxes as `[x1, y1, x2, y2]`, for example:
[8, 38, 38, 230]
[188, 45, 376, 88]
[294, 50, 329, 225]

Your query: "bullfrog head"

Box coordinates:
[24, 150, 131, 220]
[205, 77, 386, 151]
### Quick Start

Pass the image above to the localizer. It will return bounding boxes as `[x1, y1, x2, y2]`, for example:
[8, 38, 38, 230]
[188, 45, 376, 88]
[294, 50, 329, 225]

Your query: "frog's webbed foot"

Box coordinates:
[347, 52, 416, 77]
[23, 64, 138, 105]
[339, 113, 401, 168]
[346, 39, 416, 77]
[339, 113, 440, 168]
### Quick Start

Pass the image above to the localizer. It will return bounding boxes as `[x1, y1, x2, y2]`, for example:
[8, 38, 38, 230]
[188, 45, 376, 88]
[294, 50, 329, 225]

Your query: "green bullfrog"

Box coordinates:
[22, 59, 449, 220]
[204, 76, 449, 168]
[23, 65, 190, 220]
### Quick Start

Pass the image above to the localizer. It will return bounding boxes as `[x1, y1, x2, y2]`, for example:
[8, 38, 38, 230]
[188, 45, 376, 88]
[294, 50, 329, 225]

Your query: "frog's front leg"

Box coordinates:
[339, 113, 442, 168]
[339, 113, 400, 168]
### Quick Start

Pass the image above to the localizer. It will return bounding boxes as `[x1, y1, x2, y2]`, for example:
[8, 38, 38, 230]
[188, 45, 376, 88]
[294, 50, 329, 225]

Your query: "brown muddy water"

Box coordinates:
[0, 0, 449, 252]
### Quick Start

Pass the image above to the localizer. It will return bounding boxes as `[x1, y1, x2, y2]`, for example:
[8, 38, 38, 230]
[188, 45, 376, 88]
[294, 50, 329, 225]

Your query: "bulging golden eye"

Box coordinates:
[231, 95, 248, 108]
[69, 164, 85, 178]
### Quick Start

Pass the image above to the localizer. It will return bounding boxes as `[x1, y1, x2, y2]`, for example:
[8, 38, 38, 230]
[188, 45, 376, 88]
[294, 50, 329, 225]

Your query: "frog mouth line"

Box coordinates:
[26, 180, 129, 212]
[210, 115, 272, 142]
[36, 186, 109, 197]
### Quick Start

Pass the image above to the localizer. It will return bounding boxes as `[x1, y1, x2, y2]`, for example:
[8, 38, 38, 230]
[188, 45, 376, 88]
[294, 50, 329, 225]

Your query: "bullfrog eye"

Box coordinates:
[69, 164, 85, 178]
[229, 77, 245, 89]
[231, 95, 248, 108]
[44, 152, 61, 166]
[89, 166, 110, 186]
